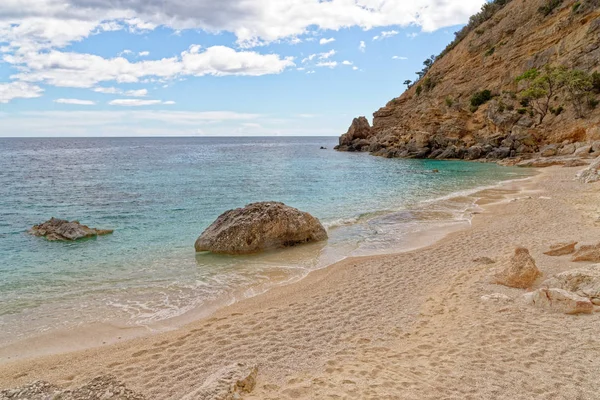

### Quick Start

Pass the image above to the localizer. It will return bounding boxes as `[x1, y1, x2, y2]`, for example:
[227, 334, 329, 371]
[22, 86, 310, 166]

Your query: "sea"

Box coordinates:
[0, 137, 533, 350]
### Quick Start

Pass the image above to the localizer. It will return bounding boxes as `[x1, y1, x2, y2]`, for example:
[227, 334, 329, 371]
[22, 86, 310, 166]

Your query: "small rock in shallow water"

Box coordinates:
[28, 218, 113, 241]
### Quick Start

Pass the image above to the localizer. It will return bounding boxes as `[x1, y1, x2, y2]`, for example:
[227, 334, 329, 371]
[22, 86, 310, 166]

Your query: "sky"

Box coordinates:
[0, 0, 487, 137]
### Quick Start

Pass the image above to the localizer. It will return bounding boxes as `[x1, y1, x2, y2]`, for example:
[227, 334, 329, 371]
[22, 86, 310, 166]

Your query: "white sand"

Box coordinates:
[1, 166, 599, 399]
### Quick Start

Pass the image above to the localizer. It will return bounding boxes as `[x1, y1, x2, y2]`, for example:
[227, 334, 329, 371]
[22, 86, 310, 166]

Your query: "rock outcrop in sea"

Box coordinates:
[28, 218, 113, 241]
[336, 0, 600, 161]
[195, 202, 328, 255]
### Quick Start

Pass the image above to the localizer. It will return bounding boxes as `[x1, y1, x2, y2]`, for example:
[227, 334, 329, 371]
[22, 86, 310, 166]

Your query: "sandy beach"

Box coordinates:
[2, 164, 600, 399]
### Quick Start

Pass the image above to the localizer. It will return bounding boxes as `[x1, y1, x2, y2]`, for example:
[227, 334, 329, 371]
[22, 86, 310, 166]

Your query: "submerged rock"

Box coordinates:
[492, 247, 541, 289]
[524, 288, 594, 315]
[195, 202, 328, 255]
[28, 218, 113, 241]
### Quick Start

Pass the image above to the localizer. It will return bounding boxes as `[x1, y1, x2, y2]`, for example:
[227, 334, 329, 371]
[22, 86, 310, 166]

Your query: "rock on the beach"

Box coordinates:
[492, 247, 542, 289]
[195, 202, 328, 255]
[571, 243, 600, 262]
[181, 363, 258, 400]
[524, 288, 594, 314]
[28, 217, 113, 241]
[542, 264, 600, 305]
[481, 293, 512, 302]
[577, 156, 600, 183]
[543, 241, 577, 257]
[0, 375, 146, 400]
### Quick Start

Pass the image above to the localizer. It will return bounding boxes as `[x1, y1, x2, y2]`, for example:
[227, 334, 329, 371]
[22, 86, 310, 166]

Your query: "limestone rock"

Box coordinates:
[337, 117, 373, 150]
[0, 376, 146, 400]
[481, 293, 512, 302]
[543, 241, 577, 256]
[562, 159, 588, 168]
[492, 247, 541, 289]
[571, 243, 600, 262]
[540, 145, 558, 157]
[335, 0, 600, 161]
[577, 156, 600, 183]
[28, 218, 113, 241]
[574, 145, 592, 158]
[524, 288, 594, 314]
[195, 202, 328, 255]
[181, 363, 258, 400]
[542, 264, 600, 304]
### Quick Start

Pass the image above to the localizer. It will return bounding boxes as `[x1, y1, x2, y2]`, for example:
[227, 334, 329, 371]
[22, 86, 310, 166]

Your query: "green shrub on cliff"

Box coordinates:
[470, 90, 492, 109]
[517, 66, 565, 123]
[415, 85, 423, 96]
[592, 71, 600, 93]
[538, 0, 563, 16]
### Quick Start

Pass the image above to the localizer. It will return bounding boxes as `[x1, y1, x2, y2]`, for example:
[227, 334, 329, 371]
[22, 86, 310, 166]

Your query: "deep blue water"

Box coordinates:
[0, 137, 532, 344]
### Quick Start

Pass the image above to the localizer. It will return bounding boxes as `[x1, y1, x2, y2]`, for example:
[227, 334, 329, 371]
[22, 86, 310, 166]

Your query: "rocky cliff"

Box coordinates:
[337, 0, 600, 161]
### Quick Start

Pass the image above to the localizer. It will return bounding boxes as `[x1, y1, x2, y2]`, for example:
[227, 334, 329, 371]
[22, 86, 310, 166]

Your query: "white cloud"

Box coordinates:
[0, 81, 43, 103]
[318, 49, 335, 60]
[119, 49, 133, 56]
[138, 51, 150, 57]
[392, 55, 408, 60]
[125, 89, 148, 97]
[319, 37, 335, 45]
[109, 99, 173, 106]
[54, 98, 96, 105]
[407, 32, 419, 39]
[352, 66, 358, 70]
[373, 30, 399, 40]
[316, 61, 337, 68]
[0, 1, 485, 52]
[358, 41, 366, 52]
[93, 86, 121, 94]
[7, 45, 296, 88]
[342, 60, 353, 65]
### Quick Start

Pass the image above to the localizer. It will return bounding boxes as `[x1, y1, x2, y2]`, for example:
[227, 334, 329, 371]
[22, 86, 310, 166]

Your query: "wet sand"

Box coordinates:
[2, 165, 600, 399]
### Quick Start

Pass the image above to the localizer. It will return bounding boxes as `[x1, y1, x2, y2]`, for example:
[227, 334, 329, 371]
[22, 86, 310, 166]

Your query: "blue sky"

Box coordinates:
[0, 0, 486, 137]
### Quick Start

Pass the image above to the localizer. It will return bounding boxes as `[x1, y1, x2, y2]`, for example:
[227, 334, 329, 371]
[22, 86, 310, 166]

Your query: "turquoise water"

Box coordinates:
[0, 137, 532, 345]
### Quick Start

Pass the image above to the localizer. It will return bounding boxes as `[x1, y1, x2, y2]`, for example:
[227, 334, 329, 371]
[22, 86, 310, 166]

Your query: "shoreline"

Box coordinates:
[0, 168, 537, 364]
[3, 163, 599, 398]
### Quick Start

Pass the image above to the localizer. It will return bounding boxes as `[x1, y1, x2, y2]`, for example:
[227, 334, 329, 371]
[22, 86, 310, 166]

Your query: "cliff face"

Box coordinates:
[337, 0, 600, 160]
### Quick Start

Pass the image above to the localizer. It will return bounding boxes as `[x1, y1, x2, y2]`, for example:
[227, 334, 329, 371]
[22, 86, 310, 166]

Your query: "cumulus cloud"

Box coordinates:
[6, 45, 295, 89]
[138, 51, 150, 56]
[341, 60, 353, 65]
[319, 37, 335, 45]
[0, 0, 485, 49]
[54, 98, 96, 105]
[358, 41, 366, 52]
[392, 55, 408, 60]
[109, 99, 174, 106]
[0, 81, 43, 103]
